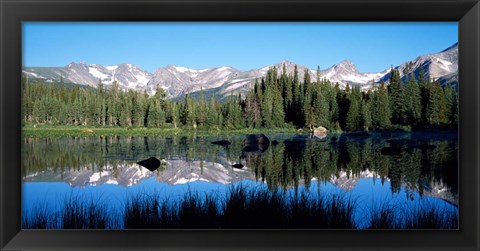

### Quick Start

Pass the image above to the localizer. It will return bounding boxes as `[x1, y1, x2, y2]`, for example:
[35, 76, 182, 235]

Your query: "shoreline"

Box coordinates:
[22, 125, 458, 138]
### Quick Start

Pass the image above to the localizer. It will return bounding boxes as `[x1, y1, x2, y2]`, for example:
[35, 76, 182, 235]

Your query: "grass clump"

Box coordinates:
[23, 186, 457, 229]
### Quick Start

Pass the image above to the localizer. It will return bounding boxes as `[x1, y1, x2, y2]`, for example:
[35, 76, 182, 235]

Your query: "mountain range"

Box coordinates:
[22, 42, 458, 99]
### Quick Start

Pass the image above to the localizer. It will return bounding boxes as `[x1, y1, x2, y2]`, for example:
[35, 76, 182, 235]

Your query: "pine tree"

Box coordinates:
[244, 91, 256, 128]
[345, 86, 361, 131]
[292, 65, 304, 127]
[183, 94, 197, 128]
[327, 82, 340, 129]
[261, 77, 274, 128]
[360, 93, 372, 131]
[404, 73, 422, 126]
[312, 83, 329, 128]
[197, 90, 207, 128]
[206, 96, 219, 129]
[271, 68, 285, 128]
[171, 102, 179, 128]
[282, 64, 293, 121]
[444, 83, 457, 127]
[252, 78, 263, 128]
[417, 67, 429, 126]
[303, 69, 314, 129]
[372, 80, 391, 130]
[387, 68, 406, 125]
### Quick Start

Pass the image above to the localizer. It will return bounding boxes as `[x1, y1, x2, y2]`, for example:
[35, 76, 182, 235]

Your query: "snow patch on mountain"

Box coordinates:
[88, 67, 109, 80]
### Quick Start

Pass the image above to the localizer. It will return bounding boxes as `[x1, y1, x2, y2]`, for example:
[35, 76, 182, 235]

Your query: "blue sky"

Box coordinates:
[23, 22, 457, 73]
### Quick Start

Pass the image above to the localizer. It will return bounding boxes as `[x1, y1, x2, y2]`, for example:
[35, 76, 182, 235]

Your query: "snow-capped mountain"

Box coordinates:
[23, 62, 152, 92]
[22, 42, 458, 99]
[146, 65, 241, 98]
[380, 42, 458, 86]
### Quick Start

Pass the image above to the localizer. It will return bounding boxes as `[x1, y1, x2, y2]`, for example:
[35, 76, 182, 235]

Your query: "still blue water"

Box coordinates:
[22, 132, 459, 228]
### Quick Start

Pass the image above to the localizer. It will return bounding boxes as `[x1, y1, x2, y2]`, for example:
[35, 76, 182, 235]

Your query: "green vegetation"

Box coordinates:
[22, 65, 458, 135]
[22, 125, 295, 137]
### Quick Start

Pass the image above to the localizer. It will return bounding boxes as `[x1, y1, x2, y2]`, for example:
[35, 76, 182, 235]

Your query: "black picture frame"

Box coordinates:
[1, 0, 479, 250]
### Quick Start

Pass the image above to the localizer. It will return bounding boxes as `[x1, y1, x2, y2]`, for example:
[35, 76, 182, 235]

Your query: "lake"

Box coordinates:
[21, 131, 459, 229]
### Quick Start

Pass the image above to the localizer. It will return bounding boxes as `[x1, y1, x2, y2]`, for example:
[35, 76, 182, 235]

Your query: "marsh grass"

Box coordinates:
[22, 186, 458, 229]
[22, 195, 112, 229]
[61, 195, 111, 229]
[123, 192, 165, 229]
[123, 185, 357, 229]
[365, 199, 458, 229]
[22, 203, 59, 229]
[367, 202, 402, 229]
[404, 202, 458, 229]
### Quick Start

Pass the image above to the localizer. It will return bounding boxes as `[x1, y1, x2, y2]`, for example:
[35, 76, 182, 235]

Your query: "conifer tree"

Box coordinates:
[292, 65, 304, 127]
[206, 96, 219, 128]
[444, 83, 457, 126]
[361, 99, 372, 131]
[303, 69, 315, 128]
[261, 77, 274, 128]
[272, 81, 285, 128]
[282, 64, 293, 120]
[387, 68, 406, 125]
[345, 86, 361, 131]
[171, 101, 179, 128]
[372, 80, 391, 130]
[313, 83, 329, 128]
[197, 90, 207, 128]
[404, 73, 422, 126]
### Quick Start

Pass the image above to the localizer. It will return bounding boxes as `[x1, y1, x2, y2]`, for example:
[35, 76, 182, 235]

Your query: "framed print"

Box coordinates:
[1, 0, 479, 250]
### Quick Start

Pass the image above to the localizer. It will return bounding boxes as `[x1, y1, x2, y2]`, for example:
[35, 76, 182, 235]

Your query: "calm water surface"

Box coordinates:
[22, 131, 458, 228]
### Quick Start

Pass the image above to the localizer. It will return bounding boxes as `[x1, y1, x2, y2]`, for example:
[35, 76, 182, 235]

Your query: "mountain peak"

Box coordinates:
[441, 42, 458, 53]
[278, 59, 296, 65]
[335, 60, 358, 72]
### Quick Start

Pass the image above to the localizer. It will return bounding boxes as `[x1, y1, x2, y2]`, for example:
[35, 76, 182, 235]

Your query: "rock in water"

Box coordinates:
[244, 134, 270, 145]
[137, 157, 161, 171]
[312, 126, 328, 139]
[242, 145, 262, 153]
[242, 134, 270, 155]
[211, 140, 231, 146]
[232, 163, 244, 169]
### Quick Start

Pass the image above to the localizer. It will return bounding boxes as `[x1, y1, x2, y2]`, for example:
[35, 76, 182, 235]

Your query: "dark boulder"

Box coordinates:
[242, 134, 270, 156]
[211, 140, 231, 146]
[232, 163, 244, 169]
[242, 144, 269, 155]
[243, 145, 261, 152]
[244, 134, 270, 145]
[137, 157, 161, 172]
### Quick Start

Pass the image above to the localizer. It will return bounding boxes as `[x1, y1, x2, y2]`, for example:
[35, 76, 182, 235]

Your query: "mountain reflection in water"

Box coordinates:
[22, 132, 458, 205]
[22, 132, 458, 228]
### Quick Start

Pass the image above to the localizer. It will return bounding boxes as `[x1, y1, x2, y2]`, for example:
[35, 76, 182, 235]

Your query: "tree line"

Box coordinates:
[22, 65, 458, 131]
